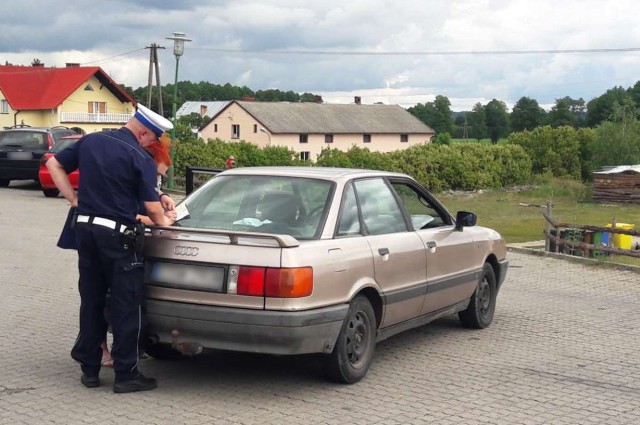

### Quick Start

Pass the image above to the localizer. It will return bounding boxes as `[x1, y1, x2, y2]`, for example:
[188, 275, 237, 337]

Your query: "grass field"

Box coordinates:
[438, 178, 640, 244]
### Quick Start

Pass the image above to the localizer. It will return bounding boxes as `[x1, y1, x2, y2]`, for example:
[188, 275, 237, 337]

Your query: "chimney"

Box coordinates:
[200, 104, 208, 117]
[354, 96, 361, 105]
[66, 63, 80, 68]
[240, 96, 256, 102]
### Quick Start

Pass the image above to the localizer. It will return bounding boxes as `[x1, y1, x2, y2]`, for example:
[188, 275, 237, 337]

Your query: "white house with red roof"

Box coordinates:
[0, 63, 136, 133]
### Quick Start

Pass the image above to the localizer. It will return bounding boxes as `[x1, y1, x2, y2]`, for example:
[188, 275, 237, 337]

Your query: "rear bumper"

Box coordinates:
[0, 163, 39, 181]
[145, 299, 349, 355]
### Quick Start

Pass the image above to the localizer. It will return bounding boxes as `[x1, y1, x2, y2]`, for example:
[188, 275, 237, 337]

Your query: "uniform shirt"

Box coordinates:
[55, 127, 159, 225]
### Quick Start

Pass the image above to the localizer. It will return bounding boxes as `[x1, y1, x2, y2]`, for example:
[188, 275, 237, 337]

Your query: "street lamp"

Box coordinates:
[165, 31, 191, 189]
[259, 127, 271, 146]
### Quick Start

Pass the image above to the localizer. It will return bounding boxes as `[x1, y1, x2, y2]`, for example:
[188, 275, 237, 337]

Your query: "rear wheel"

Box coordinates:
[324, 295, 376, 384]
[0, 179, 9, 187]
[458, 263, 497, 329]
[42, 189, 59, 198]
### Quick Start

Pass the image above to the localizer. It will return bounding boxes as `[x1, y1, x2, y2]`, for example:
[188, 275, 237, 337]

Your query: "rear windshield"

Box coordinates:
[0, 131, 48, 150]
[51, 129, 78, 143]
[174, 175, 334, 240]
[51, 138, 80, 152]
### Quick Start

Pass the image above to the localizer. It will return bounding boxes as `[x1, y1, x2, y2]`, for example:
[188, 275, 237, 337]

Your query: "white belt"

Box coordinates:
[77, 215, 129, 234]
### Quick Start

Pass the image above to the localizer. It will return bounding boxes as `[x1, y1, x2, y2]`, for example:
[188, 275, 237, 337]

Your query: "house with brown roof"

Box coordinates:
[199, 100, 435, 161]
[0, 64, 136, 133]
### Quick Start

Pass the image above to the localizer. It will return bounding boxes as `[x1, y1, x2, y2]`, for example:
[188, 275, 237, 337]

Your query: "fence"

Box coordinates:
[542, 201, 640, 259]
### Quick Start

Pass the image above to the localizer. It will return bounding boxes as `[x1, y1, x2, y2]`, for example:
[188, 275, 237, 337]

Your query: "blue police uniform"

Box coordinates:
[55, 127, 159, 383]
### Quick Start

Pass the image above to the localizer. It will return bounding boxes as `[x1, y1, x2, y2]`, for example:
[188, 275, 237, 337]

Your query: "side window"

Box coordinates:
[390, 181, 449, 229]
[354, 178, 407, 235]
[337, 183, 361, 236]
[231, 124, 240, 139]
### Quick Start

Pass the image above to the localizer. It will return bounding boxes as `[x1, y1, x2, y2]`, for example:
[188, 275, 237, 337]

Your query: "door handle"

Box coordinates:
[378, 247, 389, 256]
[426, 241, 436, 249]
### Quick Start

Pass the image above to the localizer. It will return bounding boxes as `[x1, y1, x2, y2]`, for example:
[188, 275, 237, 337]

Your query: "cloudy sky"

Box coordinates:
[2, 0, 639, 111]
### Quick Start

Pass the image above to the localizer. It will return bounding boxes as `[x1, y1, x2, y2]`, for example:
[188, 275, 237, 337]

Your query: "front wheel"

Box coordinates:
[458, 263, 497, 329]
[324, 295, 376, 384]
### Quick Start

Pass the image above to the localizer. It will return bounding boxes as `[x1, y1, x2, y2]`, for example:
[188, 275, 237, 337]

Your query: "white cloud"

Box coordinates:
[0, 0, 639, 111]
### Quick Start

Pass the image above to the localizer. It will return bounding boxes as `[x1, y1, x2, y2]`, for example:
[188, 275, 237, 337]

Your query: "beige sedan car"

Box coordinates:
[143, 167, 509, 383]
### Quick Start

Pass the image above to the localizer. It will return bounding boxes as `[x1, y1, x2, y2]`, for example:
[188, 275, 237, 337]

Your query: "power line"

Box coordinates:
[79, 48, 147, 66]
[191, 46, 640, 56]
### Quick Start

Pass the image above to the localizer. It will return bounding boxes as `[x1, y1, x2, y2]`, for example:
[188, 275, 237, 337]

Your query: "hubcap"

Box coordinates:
[477, 278, 491, 317]
[345, 311, 370, 368]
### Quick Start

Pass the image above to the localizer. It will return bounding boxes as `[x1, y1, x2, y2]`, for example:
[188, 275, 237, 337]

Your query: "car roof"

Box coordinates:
[219, 166, 409, 182]
[1, 126, 74, 132]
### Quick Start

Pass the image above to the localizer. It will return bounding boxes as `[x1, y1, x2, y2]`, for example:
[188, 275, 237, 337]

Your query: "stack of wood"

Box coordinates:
[592, 165, 640, 203]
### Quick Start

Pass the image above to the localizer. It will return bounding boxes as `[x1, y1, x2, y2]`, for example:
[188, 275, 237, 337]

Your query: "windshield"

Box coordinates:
[174, 175, 334, 240]
[0, 131, 48, 149]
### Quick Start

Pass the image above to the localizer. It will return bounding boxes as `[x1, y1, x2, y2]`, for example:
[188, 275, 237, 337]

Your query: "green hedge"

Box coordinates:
[173, 138, 532, 191]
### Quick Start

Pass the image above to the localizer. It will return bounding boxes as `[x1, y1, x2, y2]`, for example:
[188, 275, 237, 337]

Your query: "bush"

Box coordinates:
[506, 125, 582, 179]
[174, 138, 532, 192]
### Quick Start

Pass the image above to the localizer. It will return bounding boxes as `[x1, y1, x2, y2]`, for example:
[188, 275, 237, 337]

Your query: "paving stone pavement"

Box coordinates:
[1, 183, 639, 425]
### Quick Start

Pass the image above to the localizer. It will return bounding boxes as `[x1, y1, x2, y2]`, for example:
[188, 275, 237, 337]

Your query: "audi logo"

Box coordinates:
[174, 246, 199, 256]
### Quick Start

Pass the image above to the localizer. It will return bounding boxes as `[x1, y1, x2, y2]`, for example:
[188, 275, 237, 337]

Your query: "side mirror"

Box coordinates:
[455, 211, 477, 231]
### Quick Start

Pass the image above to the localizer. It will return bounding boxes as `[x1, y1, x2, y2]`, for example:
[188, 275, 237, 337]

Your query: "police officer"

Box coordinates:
[47, 104, 173, 393]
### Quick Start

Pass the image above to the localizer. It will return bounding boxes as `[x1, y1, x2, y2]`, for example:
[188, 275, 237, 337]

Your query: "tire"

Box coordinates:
[42, 189, 59, 198]
[459, 263, 497, 329]
[144, 343, 186, 361]
[0, 179, 9, 187]
[324, 295, 376, 384]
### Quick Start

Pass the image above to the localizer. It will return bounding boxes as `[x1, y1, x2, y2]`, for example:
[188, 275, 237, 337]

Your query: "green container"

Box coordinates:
[590, 231, 608, 258]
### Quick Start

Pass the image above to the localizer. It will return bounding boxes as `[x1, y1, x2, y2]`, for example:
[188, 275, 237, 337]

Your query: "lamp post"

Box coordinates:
[259, 127, 271, 146]
[165, 31, 191, 189]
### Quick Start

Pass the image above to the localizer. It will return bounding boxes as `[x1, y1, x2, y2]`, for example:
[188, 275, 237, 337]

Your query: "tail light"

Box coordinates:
[40, 153, 53, 165]
[231, 266, 313, 298]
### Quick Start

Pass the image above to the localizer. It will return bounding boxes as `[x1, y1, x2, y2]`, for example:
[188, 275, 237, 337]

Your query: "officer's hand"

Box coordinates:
[160, 194, 175, 211]
[164, 209, 177, 224]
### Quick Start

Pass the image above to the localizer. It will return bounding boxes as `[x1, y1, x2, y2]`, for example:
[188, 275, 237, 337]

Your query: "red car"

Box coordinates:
[38, 135, 82, 197]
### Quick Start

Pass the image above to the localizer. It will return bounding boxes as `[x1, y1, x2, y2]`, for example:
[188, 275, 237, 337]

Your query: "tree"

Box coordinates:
[510, 96, 546, 132]
[406, 95, 453, 134]
[484, 99, 510, 143]
[431, 95, 454, 134]
[467, 103, 488, 140]
[591, 105, 640, 169]
[586, 86, 632, 127]
[627, 81, 640, 112]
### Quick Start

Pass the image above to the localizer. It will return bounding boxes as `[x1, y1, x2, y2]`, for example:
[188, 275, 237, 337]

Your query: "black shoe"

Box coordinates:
[113, 374, 157, 394]
[81, 373, 100, 388]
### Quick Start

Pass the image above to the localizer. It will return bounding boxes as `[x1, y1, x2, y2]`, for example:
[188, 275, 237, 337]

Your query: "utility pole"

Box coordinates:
[145, 43, 165, 114]
[462, 115, 468, 139]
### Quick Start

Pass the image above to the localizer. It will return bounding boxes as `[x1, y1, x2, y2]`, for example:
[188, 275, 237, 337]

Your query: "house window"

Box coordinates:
[232, 124, 240, 139]
[214, 124, 218, 132]
[325, 134, 334, 144]
[253, 124, 257, 133]
[1, 99, 8, 114]
[400, 134, 408, 143]
[300, 151, 310, 161]
[363, 134, 371, 143]
[84, 84, 94, 91]
[88, 101, 106, 113]
[299, 134, 308, 144]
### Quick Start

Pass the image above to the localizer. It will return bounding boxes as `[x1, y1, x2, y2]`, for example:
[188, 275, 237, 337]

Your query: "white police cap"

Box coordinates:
[134, 104, 173, 137]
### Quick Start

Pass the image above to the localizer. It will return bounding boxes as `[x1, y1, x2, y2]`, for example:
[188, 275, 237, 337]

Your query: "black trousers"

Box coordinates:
[71, 222, 145, 382]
